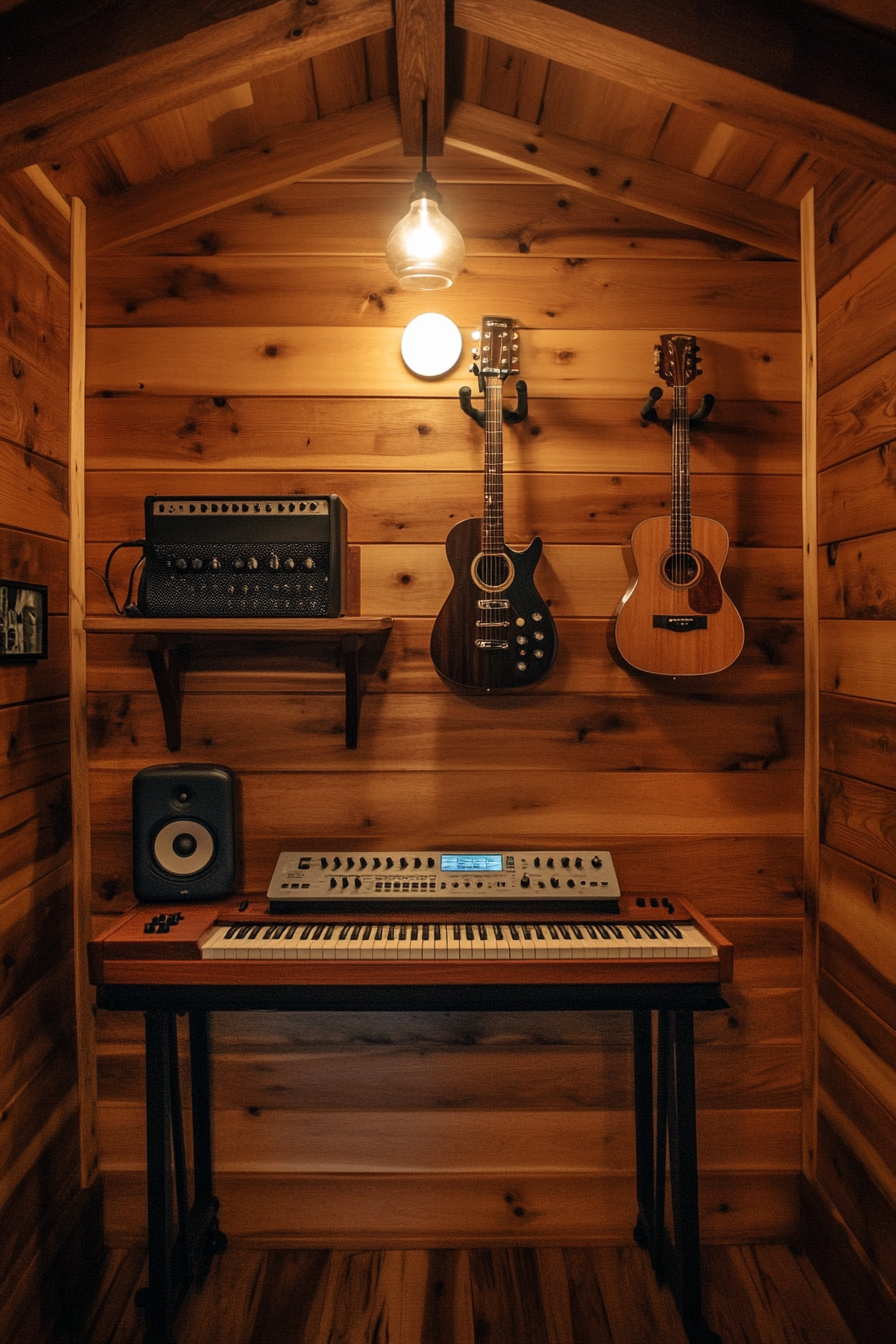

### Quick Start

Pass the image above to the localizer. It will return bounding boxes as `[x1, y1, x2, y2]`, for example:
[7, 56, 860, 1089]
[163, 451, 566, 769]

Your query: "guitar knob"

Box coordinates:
[534, 650, 543, 658]
[517, 636, 528, 645]
[516, 661, 526, 671]
[534, 631, 544, 641]
[531, 612, 542, 622]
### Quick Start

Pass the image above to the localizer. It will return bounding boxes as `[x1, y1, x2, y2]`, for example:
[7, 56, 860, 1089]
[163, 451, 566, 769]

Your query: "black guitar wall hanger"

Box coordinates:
[459, 379, 528, 427]
[639, 385, 715, 434]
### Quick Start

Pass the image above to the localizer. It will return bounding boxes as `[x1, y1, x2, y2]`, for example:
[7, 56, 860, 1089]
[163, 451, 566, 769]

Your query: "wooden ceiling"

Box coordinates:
[2, 0, 895, 257]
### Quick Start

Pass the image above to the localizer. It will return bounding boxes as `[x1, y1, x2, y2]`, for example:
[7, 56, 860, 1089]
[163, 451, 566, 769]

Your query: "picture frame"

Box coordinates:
[0, 581, 48, 661]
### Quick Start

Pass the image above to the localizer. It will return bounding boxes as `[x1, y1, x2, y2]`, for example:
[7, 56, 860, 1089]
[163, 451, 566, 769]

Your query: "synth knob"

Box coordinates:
[427, 857, 434, 867]
[284, 558, 295, 570]
[320, 858, 328, 868]
[209, 557, 221, 571]
[534, 858, 540, 867]
[359, 857, 367, 868]
[346, 857, 354, 868]
[247, 557, 259, 570]
[551, 878, 560, 889]
[567, 879, 575, 888]
[575, 857, 583, 868]
[591, 856, 602, 868]
[304, 557, 315, 569]
[332, 857, 341, 869]
[561, 857, 570, 868]
[175, 557, 188, 570]
[400, 857, 408, 869]
[372, 858, 381, 869]
[269, 554, 280, 570]
[354, 876, 362, 889]
[520, 876, 530, 889]
[191, 557, 203, 570]
[342, 877, 350, 889]
[329, 877, 337, 889]
[386, 858, 394, 869]
[413, 857, 421, 868]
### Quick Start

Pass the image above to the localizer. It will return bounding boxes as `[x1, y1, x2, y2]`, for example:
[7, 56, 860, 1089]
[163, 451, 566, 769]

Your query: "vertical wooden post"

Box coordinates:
[800, 188, 819, 1183]
[69, 195, 99, 1187]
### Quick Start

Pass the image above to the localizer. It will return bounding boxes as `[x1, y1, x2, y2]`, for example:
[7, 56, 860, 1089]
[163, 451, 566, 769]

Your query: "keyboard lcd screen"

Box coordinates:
[441, 854, 503, 872]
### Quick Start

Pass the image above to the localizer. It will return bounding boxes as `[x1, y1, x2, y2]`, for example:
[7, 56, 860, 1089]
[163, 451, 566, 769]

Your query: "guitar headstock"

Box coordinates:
[654, 334, 701, 388]
[470, 315, 519, 382]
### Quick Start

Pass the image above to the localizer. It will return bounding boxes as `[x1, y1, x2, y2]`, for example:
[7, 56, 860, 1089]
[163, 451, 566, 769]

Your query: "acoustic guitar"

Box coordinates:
[430, 316, 557, 690]
[613, 334, 744, 676]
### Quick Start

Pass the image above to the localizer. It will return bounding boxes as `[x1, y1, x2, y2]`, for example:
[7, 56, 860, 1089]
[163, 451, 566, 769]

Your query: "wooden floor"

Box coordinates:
[66, 1243, 858, 1344]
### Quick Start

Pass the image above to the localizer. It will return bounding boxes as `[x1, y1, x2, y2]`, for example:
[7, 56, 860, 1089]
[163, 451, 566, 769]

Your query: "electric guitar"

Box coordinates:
[613, 334, 744, 676]
[430, 316, 557, 690]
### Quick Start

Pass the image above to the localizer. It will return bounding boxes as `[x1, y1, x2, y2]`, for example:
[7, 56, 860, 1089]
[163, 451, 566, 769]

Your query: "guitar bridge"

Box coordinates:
[475, 638, 509, 650]
[477, 599, 510, 609]
[476, 620, 509, 628]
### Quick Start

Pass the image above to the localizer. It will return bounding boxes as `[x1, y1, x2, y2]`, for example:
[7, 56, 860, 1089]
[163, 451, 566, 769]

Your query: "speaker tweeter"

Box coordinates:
[132, 764, 237, 902]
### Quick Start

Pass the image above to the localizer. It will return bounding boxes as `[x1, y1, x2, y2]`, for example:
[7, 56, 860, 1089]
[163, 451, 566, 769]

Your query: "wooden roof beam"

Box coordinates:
[88, 97, 403, 253]
[0, 0, 393, 177]
[395, 0, 446, 156]
[446, 102, 800, 258]
[455, 0, 896, 185]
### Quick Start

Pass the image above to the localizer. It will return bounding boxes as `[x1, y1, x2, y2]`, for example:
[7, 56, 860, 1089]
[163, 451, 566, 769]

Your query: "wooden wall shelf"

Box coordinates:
[83, 617, 393, 750]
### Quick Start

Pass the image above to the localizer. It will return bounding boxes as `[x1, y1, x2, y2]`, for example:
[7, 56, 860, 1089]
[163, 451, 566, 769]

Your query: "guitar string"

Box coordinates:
[671, 354, 692, 585]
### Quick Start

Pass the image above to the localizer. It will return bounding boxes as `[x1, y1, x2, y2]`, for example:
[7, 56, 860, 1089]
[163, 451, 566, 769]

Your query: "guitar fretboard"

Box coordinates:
[671, 382, 692, 555]
[482, 377, 505, 555]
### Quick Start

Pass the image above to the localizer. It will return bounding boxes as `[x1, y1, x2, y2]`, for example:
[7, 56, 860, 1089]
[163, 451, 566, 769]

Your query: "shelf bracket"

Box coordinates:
[340, 635, 363, 750]
[133, 635, 185, 752]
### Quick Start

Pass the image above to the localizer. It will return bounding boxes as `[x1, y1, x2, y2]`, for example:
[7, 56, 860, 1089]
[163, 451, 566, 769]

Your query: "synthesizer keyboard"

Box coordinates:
[267, 849, 620, 910]
[200, 919, 715, 960]
[88, 897, 733, 987]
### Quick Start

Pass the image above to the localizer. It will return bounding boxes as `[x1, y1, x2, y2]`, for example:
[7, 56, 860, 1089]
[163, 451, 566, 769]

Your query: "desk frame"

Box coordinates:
[98, 981, 725, 1344]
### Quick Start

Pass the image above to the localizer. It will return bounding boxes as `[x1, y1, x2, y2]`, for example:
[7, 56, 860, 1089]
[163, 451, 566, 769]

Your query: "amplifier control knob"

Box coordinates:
[191, 557, 203, 570]
[304, 557, 315, 569]
[284, 558, 295, 570]
[547, 858, 554, 868]
[209, 558, 221, 570]
[269, 554, 280, 570]
[234, 559, 245, 570]
[247, 557, 259, 570]
[175, 557, 188, 570]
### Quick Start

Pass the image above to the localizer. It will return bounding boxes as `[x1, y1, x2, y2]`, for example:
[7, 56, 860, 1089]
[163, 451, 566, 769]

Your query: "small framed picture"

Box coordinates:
[0, 581, 48, 661]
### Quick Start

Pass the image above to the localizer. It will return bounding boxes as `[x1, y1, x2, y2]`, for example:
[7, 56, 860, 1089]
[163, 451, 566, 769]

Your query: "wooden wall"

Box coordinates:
[84, 178, 804, 1244]
[0, 171, 100, 1341]
[801, 176, 896, 1337]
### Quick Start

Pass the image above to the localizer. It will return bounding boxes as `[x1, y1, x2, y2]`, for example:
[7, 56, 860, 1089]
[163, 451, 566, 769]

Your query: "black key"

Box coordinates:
[338, 926, 352, 941]
[284, 926, 297, 940]
[224, 925, 240, 940]
[247, 926, 261, 940]
[235, 925, 253, 940]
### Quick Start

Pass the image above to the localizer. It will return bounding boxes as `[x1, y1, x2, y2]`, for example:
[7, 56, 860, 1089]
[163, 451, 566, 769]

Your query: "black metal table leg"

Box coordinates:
[167, 1016, 191, 1292]
[632, 1010, 654, 1251]
[670, 1009, 722, 1344]
[652, 1009, 672, 1278]
[188, 1011, 226, 1278]
[141, 1011, 177, 1344]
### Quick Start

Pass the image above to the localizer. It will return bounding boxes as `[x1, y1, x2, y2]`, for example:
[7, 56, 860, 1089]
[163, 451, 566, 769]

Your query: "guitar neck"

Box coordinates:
[483, 376, 505, 554]
[671, 382, 692, 554]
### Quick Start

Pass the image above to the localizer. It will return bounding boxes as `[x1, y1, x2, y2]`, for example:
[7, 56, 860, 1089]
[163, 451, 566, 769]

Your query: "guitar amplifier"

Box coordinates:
[137, 495, 347, 617]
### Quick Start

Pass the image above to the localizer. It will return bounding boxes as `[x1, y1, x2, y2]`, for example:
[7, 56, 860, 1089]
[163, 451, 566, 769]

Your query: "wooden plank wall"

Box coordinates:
[802, 180, 896, 1336]
[84, 179, 804, 1244]
[0, 172, 101, 1341]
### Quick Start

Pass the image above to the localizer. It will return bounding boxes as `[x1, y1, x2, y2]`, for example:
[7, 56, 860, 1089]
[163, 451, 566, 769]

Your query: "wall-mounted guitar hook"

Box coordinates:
[639, 385, 715, 434]
[459, 380, 529, 427]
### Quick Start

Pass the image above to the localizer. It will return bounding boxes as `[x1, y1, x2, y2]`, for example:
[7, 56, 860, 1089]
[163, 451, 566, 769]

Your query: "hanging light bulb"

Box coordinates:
[386, 100, 464, 291]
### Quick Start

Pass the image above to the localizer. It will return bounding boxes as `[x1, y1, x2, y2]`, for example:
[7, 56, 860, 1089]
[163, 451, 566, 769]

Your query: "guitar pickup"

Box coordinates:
[476, 620, 509, 628]
[475, 639, 509, 649]
[477, 599, 510, 609]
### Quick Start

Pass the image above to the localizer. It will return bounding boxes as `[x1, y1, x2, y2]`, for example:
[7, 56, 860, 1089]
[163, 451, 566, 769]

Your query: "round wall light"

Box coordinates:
[400, 313, 463, 378]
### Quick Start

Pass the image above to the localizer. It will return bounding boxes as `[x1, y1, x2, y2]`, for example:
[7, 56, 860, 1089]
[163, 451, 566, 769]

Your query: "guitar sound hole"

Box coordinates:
[473, 553, 512, 590]
[663, 552, 699, 585]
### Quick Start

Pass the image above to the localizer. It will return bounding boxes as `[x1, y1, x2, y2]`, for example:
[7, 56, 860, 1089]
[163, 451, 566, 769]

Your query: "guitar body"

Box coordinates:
[614, 514, 744, 675]
[430, 517, 557, 690]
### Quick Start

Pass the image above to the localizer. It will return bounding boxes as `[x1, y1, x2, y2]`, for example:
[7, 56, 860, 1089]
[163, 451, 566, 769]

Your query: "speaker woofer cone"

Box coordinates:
[153, 819, 216, 875]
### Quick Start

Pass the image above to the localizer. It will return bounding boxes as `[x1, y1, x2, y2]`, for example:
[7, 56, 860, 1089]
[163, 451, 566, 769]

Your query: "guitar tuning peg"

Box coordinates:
[471, 330, 481, 340]
[471, 348, 479, 358]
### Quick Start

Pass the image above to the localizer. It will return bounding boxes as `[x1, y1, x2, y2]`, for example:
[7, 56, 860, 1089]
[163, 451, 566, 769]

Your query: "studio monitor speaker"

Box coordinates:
[132, 764, 237, 902]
